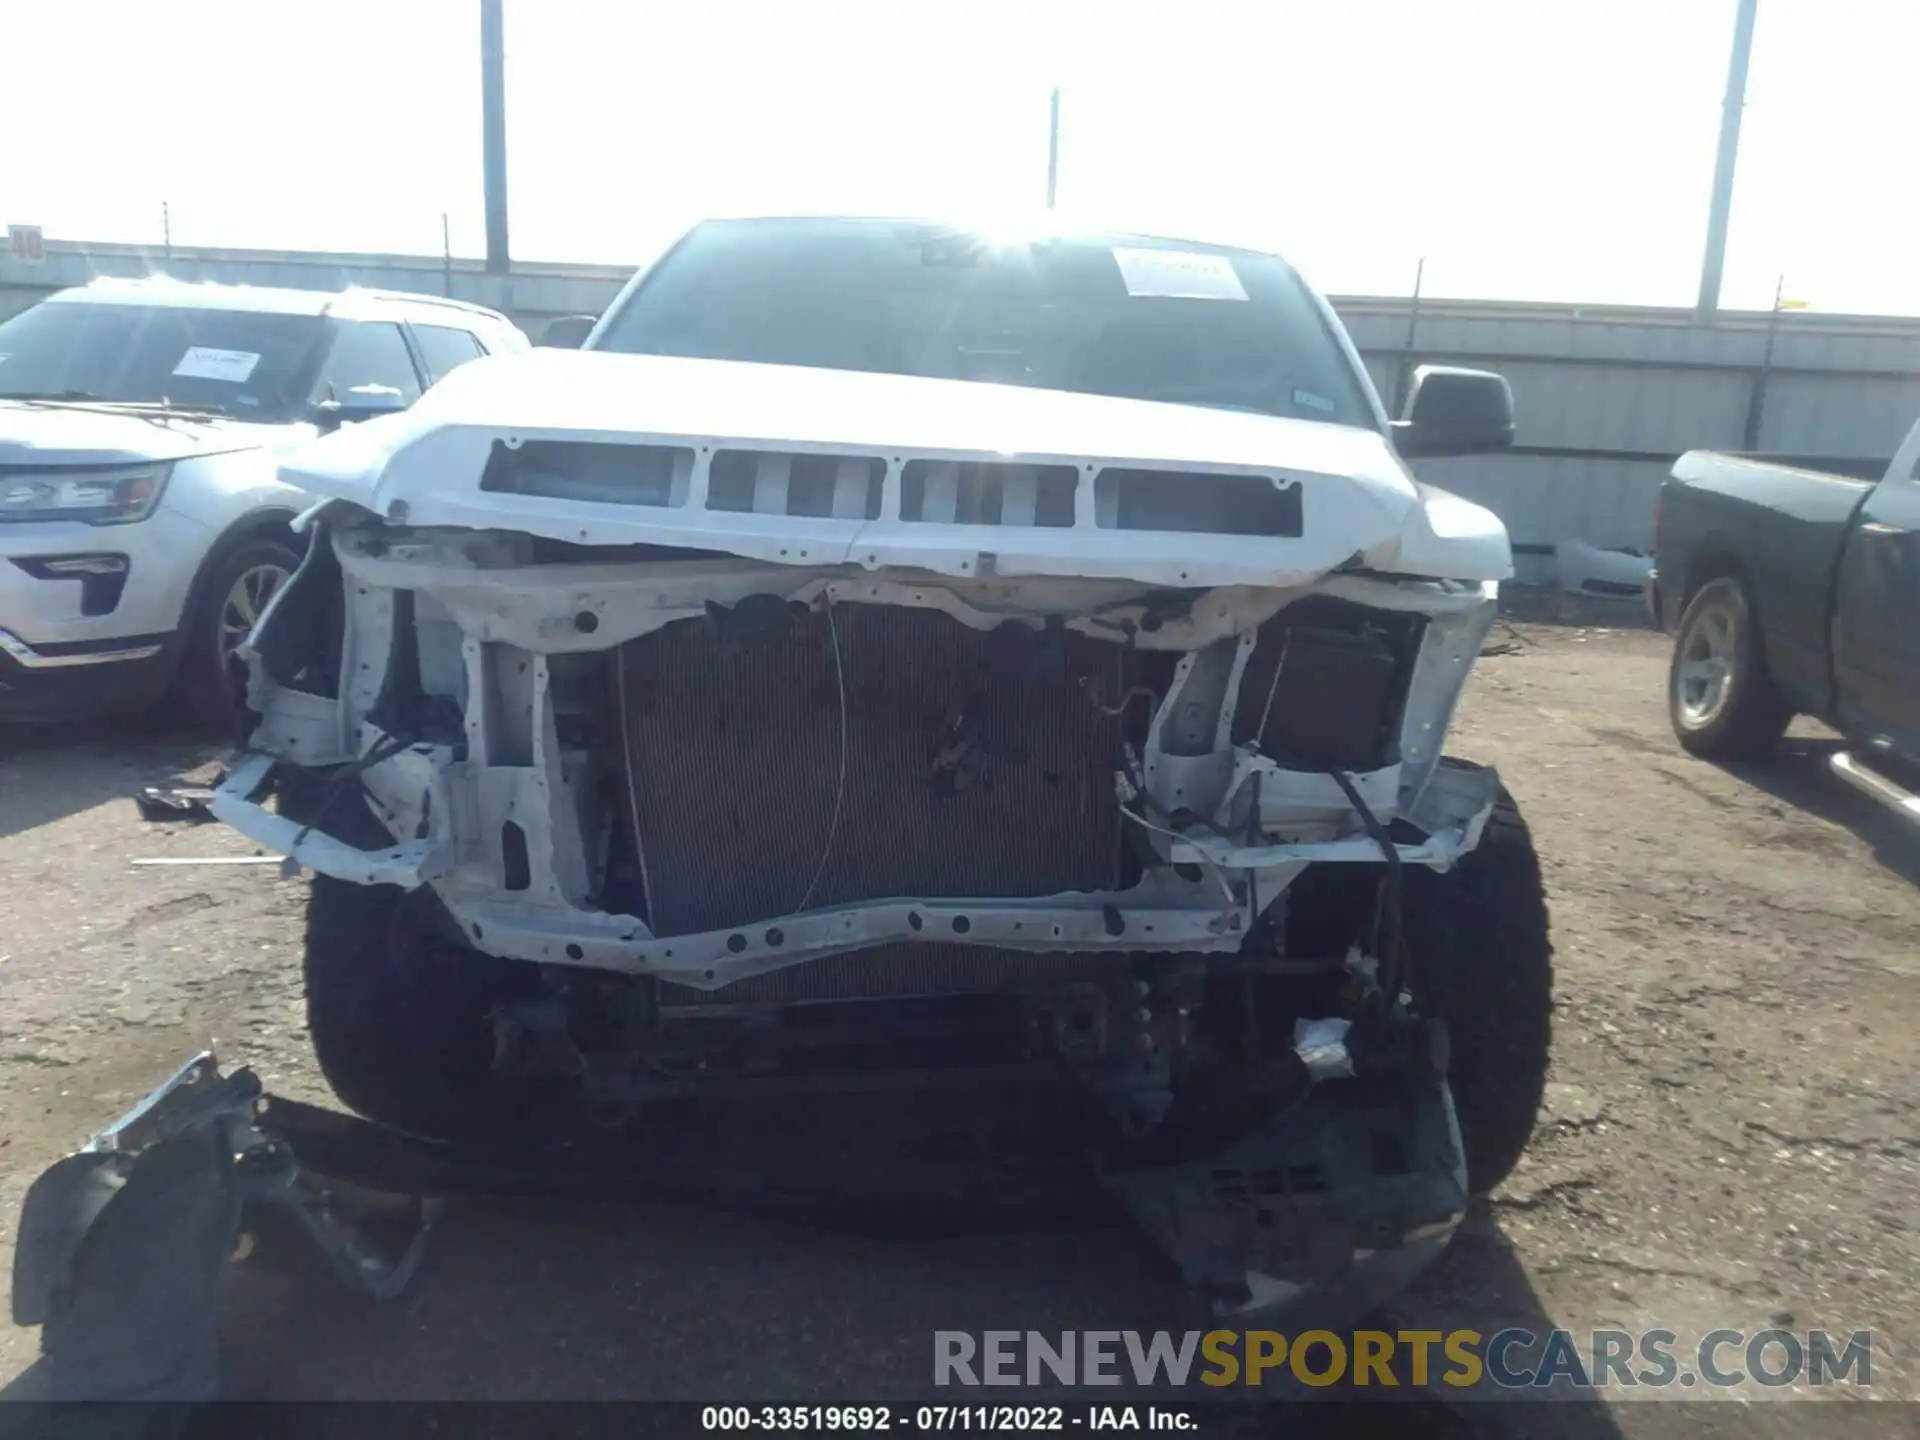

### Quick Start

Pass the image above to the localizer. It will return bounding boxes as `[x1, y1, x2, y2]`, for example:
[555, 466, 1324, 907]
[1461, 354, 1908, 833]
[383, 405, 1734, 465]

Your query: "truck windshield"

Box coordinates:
[595, 219, 1376, 427]
[0, 302, 328, 422]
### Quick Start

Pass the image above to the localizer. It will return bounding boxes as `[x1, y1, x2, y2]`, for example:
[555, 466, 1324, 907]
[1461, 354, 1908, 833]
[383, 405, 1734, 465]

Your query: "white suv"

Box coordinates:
[0, 278, 527, 725]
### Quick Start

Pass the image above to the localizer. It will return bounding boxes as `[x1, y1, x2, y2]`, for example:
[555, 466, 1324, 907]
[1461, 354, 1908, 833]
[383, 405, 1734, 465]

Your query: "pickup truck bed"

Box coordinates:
[1651, 423, 1920, 820]
[1651, 452, 1882, 717]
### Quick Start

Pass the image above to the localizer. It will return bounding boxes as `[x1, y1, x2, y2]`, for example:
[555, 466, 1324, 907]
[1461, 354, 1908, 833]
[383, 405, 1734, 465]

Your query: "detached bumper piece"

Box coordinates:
[7, 1037, 1465, 1401]
[7, 1053, 439, 1403]
[1105, 1019, 1468, 1322]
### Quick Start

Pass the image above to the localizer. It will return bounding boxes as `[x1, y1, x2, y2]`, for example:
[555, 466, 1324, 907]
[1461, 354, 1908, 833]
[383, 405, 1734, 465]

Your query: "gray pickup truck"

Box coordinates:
[1649, 414, 1920, 825]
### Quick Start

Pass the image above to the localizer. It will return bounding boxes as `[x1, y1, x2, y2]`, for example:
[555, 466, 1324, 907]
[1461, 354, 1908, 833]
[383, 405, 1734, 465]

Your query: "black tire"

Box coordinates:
[1400, 788, 1554, 1193]
[303, 876, 523, 1139]
[1668, 574, 1793, 761]
[176, 534, 305, 731]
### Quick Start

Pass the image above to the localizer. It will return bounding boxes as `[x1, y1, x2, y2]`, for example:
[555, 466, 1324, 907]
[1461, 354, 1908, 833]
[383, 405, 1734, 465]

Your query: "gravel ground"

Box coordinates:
[1, 619, 1915, 1433]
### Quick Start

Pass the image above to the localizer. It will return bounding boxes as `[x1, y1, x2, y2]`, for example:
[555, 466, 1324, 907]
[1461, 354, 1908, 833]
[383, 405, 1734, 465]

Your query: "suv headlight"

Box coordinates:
[0, 463, 173, 525]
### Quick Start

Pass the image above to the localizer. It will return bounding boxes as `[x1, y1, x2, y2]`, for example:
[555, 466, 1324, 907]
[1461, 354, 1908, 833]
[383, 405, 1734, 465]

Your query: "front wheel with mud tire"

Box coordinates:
[303, 875, 543, 1140]
[1284, 785, 1553, 1193]
[1401, 789, 1554, 1193]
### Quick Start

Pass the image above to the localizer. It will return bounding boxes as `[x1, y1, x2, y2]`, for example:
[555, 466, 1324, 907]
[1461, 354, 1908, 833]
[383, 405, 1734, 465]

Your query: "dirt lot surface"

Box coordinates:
[1, 620, 1915, 1434]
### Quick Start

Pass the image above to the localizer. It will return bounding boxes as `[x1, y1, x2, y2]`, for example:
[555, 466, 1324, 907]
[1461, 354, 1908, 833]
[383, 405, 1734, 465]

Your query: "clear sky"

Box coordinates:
[2, 0, 1914, 313]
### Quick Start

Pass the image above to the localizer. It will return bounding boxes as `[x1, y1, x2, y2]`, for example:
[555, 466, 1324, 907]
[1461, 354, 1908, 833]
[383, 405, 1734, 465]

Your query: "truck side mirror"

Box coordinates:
[1392, 365, 1515, 459]
[538, 315, 598, 349]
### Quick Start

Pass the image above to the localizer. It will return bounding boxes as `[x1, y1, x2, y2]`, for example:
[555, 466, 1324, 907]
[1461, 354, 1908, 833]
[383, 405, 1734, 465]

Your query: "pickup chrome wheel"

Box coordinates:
[1675, 590, 1737, 726]
[1668, 575, 1793, 760]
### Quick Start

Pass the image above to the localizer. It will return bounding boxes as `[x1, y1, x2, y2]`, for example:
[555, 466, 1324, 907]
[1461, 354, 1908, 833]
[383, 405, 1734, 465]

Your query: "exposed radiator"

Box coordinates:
[617, 602, 1130, 938]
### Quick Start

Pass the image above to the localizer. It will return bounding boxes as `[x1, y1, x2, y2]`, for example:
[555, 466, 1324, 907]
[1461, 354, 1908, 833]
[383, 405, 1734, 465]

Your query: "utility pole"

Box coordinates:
[1045, 89, 1061, 209]
[1742, 273, 1787, 449]
[1696, 0, 1758, 319]
[481, 0, 510, 274]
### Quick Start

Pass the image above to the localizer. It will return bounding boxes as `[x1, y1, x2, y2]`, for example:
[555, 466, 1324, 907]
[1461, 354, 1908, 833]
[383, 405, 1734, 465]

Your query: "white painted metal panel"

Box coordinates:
[1417, 455, 1668, 552]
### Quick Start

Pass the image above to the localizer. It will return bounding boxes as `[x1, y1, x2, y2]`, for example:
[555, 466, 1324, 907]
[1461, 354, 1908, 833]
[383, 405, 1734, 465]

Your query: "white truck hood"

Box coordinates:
[282, 349, 1510, 588]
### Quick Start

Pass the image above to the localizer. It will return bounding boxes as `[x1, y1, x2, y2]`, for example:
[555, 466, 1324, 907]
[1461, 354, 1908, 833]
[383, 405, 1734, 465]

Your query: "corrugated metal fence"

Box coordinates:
[7, 241, 1920, 572]
[1339, 301, 1920, 578]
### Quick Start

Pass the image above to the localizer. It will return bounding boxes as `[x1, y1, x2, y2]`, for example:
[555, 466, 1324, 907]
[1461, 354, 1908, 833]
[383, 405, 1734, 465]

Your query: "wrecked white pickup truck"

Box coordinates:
[210, 218, 1551, 1319]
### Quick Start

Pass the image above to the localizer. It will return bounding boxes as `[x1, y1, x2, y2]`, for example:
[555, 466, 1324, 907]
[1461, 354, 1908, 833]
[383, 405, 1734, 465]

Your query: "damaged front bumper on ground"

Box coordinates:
[9, 1044, 1466, 1402]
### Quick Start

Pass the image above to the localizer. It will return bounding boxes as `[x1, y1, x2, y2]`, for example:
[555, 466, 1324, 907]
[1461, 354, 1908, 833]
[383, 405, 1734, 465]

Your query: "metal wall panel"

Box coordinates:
[1415, 454, 1669, 552]
[1755, 374, 1920, 458]
[1343, 299, 1920, 552]
[1451, 360, 1750, 453]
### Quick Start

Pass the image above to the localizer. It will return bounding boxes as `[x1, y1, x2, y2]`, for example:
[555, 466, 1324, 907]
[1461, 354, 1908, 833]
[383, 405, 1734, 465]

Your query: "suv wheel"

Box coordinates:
[177, 536, 303, 731]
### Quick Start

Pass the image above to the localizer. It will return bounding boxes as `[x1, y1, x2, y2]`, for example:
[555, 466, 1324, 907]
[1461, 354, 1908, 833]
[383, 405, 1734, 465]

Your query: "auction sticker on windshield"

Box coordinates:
[172, 347, 261, 383]
[1111, 248, 1248, 301]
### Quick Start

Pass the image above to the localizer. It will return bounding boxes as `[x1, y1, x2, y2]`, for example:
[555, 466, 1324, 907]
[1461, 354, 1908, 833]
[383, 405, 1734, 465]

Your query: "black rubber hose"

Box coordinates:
[286, 729, 417, 854]
[1328, 769, 1407, 1010]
